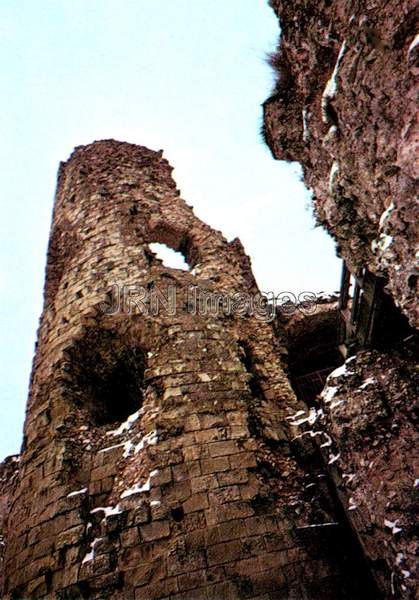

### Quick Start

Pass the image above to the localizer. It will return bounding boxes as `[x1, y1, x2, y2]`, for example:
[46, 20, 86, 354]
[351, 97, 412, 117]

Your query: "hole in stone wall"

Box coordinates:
[149, 242, 190, 271]
[237, 341, 265, 401]
[407, 274, 417, 290]
[65, 328, 146, 426]
[171, 506, 185, 522]
[237, 341, 267, 440]
[370, 288, 414, 350]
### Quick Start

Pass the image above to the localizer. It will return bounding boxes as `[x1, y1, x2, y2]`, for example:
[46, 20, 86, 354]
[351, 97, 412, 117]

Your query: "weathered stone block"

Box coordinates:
[207, 539, 243, 566]
[177, 568, 206, 591]
[217, 468, 249, 487]
[134, 575, 178, 600]
[208, 440, 239, 457]
[200, 457, 230, 475]
[167, 549, 206, 577]
[140, 520, 170, 542]
[56, 526, 85, 552]
[120, 526, 140, 548]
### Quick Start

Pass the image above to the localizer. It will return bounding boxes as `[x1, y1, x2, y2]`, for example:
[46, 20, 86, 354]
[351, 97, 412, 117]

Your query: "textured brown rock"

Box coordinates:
[316, 348, 419, 598]
[263, 0, 418, 328]
[0, 140, 377, 598]
[263, 2, 419, 598]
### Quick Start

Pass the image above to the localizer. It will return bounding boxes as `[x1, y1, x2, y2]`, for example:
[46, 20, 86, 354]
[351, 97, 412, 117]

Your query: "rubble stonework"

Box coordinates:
[263, 0, 419, 328]
[263, 1, 419, 598]
[318, 349, 418, 597]
[0, 140, 376, 599]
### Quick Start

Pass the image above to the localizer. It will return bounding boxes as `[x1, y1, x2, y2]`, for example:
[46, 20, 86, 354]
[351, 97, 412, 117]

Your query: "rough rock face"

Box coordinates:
[317, 348, 418, 598]
[263, 0, 419, 328]
[263, 2, 419, 598]
[1, 140, 376, 599]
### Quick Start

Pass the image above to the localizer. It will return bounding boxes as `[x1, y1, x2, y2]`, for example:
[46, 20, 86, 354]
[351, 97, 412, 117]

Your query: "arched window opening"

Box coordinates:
[65, 329, 146, 426]
[149, 242, 190, 271]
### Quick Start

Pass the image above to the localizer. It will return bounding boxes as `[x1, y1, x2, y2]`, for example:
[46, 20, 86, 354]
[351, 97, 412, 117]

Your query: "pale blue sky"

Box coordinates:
[0, 0, 340, 460]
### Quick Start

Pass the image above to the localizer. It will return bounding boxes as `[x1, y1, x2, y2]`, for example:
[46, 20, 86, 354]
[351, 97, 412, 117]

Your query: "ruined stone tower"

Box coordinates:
[1, 140, 377, 599]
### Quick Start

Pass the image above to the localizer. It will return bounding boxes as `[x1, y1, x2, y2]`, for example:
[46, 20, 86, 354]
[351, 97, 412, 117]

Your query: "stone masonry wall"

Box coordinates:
[0, 456, 19, 592]
[1, 140, 377, 599]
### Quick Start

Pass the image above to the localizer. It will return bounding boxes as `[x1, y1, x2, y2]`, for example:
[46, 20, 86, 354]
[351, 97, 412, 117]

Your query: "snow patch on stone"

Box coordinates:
[378, 233, 393, 252]
[107, 409, 143, 436]
[328, 161, 339, 194]
[379, 201, 395, 228]
[134, 430, 158, 454]
[289, 407, 318, 426]
[123, 440, 134, 458]
[120, 470, 158, 499]
[342, 473, 356, 484]
[321, 41, 347, 123]
[67, 487, 87, 498]
[359, 377, 376, 390]
[91, 504, 122, 518]
[408, 33, 419, 55]
[286, 410, 306, 421]
[328, 452, 340, 465]
[328, 361, 354, 380]
[348, 497, 357, 511]
[81, 537, 102, 564]
[384, 519, 402, 534]
[320, 432, 333, 448]
[321, 386, 339, 403]
[371, 233, 394, 255]
[99, 443, 124, 453]
[324, 125, 338, 145]
[292, 430, 323, 442]
[298, 522, 338, 529]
